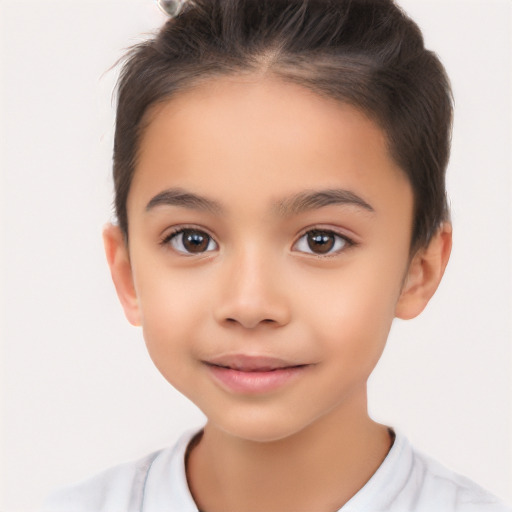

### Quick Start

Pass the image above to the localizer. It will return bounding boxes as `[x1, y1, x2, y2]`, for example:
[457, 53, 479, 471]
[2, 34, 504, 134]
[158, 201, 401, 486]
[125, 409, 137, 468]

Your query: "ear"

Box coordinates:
[395, 223, 452, 320]
[103, 224, 141, 326]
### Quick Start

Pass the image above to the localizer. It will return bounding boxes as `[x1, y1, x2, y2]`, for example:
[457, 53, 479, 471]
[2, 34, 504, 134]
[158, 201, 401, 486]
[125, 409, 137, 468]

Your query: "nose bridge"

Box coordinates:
[215, 240, 290, 329]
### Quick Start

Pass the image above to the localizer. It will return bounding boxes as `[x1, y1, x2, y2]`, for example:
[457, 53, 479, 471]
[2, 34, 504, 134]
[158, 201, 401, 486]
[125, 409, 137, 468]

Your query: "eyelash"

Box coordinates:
[293, 228, 355, 257]
[160, 226, 355, 257]
[160, 226, 218, 255]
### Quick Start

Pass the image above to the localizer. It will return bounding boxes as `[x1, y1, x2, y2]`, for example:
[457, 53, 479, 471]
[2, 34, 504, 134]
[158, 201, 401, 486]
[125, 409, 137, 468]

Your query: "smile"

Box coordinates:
[203, 355, 311, 394]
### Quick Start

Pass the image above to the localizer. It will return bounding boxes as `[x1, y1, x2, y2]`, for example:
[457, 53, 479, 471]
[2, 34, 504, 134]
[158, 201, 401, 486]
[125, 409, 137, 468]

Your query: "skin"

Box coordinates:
[104, 75, 452, 512]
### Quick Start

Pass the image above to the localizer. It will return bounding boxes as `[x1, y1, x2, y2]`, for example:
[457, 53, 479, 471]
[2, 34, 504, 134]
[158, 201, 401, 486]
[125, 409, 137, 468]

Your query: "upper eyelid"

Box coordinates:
[159, 224, 355, 246]
[162, 226, 219, 256]
[291, 227, 356, 257]
[294, 225, 355, 242]
[160, 224, 218, 242]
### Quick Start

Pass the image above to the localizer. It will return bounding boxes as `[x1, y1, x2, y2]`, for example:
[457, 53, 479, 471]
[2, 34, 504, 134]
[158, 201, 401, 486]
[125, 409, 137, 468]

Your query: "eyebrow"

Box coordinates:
[146, 188, 223, 214]
[274, 189, 374, 216]
[145, 187, 374, 216]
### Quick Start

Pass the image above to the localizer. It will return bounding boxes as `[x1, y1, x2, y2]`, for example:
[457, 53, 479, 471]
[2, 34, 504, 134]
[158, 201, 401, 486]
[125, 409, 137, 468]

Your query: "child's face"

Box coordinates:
[112, 76, 418, 442]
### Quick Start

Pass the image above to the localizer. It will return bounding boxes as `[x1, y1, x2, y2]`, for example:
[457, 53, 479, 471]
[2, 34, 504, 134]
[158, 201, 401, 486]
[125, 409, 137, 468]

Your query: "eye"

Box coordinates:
[163, 228, 218, 255]
[293, 229, 351, 256]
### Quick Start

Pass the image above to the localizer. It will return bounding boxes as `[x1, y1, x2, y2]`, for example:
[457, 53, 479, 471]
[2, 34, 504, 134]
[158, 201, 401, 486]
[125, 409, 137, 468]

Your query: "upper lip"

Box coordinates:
[204, 354, 306, 372]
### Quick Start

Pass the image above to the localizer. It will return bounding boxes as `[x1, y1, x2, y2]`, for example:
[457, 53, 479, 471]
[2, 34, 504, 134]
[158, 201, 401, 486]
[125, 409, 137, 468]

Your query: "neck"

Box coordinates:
[186, 389, 393, 512]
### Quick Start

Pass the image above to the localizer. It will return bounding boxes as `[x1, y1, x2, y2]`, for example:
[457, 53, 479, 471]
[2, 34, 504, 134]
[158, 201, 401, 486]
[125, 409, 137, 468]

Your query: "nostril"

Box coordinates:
[215, 292, 291, 328]
[223, 317, 277, 327]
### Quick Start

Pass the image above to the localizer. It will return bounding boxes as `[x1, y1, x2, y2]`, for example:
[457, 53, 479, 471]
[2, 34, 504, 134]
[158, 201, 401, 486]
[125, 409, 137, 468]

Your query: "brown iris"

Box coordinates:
[181, 229, 211, 253]
[307, 230, 336, 254]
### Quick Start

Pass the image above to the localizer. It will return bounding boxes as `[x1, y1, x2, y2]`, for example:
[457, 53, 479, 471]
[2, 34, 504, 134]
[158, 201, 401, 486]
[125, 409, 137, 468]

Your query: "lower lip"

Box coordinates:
[206, 364, 309, 394]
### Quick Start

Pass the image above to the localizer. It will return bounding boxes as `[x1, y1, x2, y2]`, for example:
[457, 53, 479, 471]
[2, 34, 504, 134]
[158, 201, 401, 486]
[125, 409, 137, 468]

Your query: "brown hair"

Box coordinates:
[114, 0, 453, 249]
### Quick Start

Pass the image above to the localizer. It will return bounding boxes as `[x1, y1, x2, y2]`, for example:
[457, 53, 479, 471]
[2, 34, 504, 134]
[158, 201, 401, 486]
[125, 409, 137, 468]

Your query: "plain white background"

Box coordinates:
[0, 0, 510, 510]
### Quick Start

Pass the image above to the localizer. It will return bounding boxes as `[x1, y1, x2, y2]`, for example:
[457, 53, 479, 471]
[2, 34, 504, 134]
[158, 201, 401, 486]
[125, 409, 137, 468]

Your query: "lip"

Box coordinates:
[203, 354, 311, 394]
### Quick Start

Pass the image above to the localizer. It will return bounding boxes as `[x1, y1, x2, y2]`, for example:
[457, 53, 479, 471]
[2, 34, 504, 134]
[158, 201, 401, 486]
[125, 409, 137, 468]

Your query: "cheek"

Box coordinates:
[132, 262, 210, 357]
[137, 282, 206, 396]
[295, 260, 405, 356]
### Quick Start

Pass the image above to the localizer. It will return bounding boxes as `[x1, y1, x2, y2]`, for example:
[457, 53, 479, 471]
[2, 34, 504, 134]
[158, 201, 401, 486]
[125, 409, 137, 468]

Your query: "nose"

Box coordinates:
[214, 245, 291, 329]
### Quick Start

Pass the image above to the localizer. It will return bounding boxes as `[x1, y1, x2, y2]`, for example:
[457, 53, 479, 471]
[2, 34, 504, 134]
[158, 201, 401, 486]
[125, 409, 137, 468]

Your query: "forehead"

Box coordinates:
[130, 75, 411, 217]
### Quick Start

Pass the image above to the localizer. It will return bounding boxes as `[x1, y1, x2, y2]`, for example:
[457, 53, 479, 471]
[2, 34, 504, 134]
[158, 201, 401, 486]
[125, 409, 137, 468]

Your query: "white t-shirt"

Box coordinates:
[41, 429, 511, 512]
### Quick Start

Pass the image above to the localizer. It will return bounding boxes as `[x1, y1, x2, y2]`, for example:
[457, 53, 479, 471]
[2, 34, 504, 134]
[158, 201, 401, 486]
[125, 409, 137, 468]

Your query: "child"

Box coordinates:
[42, 0, 511, 510]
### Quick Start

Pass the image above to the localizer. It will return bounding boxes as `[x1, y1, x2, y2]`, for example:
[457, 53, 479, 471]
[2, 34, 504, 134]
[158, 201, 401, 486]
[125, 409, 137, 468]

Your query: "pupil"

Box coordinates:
[307, 231, 334, 254]
[183, 230, 209, 252]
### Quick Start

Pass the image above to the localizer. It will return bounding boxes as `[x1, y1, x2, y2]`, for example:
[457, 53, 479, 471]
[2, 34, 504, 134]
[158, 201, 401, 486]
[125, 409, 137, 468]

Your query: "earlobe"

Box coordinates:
[102, 224, 142, 326]
[395, 223, 452, 320]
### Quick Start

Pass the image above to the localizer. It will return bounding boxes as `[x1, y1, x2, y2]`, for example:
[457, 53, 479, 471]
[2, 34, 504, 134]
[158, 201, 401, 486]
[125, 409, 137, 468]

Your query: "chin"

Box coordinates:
[220, 424, 300, 444]
[207, 407, 315, 444]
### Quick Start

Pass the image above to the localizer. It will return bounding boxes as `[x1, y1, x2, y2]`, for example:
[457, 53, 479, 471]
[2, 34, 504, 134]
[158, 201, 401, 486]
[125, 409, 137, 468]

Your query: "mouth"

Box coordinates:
[203, 355, 311, 394]
[204, 355, 307, 372]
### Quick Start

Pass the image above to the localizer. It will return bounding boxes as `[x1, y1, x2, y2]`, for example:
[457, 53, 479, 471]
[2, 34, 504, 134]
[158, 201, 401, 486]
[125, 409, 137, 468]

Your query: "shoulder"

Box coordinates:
[40, 430, 198, 512]
[347, 430, 511, 512]
[40, 450, 162, 512]
[406, 438, 511, 512]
